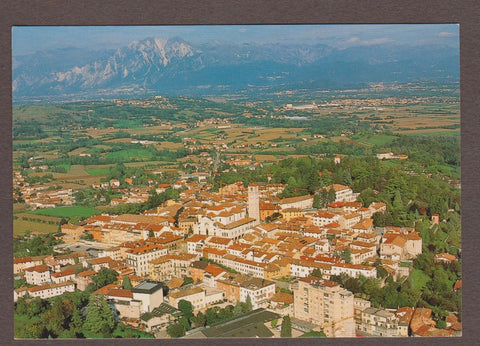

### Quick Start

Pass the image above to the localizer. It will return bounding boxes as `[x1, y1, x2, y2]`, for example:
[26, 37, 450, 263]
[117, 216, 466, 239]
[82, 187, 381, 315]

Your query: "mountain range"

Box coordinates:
[12, 37, 459, 101]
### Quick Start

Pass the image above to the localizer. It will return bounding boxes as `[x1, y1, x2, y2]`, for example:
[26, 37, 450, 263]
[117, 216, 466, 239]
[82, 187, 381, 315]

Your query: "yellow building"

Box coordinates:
[292, 276, 355, 337]
[280, 208, 304, 222]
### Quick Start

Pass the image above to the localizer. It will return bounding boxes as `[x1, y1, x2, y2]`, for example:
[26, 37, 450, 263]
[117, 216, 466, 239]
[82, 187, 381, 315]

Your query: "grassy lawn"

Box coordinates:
[408, 269, 431, 291]
[14, 219, 59, 236]
[28, 206, 101, 218]
[355, 134, 397, 147]
[85, 167, 111, 176]
[106, 148, 154, 161]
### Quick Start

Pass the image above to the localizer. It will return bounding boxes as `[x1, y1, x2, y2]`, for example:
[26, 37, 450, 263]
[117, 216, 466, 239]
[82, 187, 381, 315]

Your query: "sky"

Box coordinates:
[12, 24, 459, 56]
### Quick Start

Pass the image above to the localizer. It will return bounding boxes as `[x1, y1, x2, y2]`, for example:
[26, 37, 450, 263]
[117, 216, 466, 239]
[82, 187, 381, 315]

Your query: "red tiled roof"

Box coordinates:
[108, 288, 133, 299]
[51, 268, 76, 278]
[205, 264, 227, 277]
[93, 284, 121, 295]
[25, 264, 50, 273]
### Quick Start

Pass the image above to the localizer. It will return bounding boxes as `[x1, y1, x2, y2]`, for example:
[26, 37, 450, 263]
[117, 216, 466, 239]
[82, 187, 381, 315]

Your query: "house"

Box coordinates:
[434, 253, 457, 263]
[105, 288, 141, 320]
[25, 264, 51, 285]
[259, 202, 281, 221]
[13, 255, 45, 275]
[51, 268, 76, 284]
[186, 234, 208, 255]
[269, 291, 294, 316]
[239, 277, 276, 310]
[354, 297, 371, 323]
[169, 286, 206, 311]
[85, 256, 113, 272]
[381, 232, 422, 261]
[278, 195, 314, 210]
[26, 281, 76, 300]
[60, 223, 85, 242]
[280, 208, 304, 222]
[324, 184, 358, 203]
[125, 244, 168, 276]
[75, 269, 97, 291]
[330, 263, 377, 279]
[149, 253, 199, 282]
[360, 307, 409, 337]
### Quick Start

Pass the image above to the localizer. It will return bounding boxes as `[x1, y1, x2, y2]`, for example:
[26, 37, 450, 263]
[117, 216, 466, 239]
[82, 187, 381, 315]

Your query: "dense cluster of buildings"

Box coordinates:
[14, 176, 461, 338]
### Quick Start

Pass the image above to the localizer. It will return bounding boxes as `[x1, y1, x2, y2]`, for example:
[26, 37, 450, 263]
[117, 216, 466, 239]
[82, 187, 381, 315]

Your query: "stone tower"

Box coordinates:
[248, 183, 260, 225]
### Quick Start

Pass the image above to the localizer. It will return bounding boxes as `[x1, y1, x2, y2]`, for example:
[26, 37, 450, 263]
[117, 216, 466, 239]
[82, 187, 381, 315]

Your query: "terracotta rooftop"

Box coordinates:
[25, 264, 50, 273]
[108, 288, 133, 299]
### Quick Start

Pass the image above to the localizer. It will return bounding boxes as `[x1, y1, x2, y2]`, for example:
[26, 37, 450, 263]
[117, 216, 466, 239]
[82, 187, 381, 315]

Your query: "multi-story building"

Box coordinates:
[239, 277, 276, 310]
[132, 281, 164, 314]
[25, 264, 51, 285]
[26, 281, 76, 300]
[278, 195, 314, 210]
[312, 212, 340, 227]
[331, 263, 377, 279]
[169, 286, 206, 311]
[13, 255, 45, 275]
[51, 268, 76, 284]
[149, 253, 198, 282]
[125, 244, 168, 276]
[325, 184, 358, 203]
[293, 276, 355, 337]
[360, 307, 409, 337]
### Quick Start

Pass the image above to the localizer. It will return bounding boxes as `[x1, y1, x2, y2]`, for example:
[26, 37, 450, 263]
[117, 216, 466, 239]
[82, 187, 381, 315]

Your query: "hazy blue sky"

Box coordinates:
[12, 24, 459, 56]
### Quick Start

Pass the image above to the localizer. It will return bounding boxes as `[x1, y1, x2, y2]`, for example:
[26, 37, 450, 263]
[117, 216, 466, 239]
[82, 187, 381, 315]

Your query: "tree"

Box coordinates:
[83, 294, 115, 336]
[92, 268, 118, 288]
[43, 298, 75, 337]
[122, 276, 133, 290]
[167, 323, 185, 338]
[271, 319, 278, 328]
[178, 316, 191, 331]
[148, 230, 155, 238]
[341, 248, 351, 264]
[311, 268, 322, 278]
[205, 307, 219, 325]
[193, 311, 206, 328]
[178, 300, 194, 321]
[233, 302, 244, 316]
[246, 294, 253, 311]
[280, 315, 292, 337]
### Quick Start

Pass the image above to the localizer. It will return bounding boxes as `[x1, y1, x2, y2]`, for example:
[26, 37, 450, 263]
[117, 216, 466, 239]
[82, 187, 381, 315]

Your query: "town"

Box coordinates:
[13, 145, 462, 338]
[12, 24, 461, 339]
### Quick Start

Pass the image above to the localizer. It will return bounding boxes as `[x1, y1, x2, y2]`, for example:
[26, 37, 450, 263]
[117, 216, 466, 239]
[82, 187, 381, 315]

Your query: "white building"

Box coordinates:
[239, 277, 276, 310]
[132, 281, 164, 313]
[331, 263, 377, 279]
[125, 244, 168, 276]
[25, 264, 51, 285]
[26, 281, 76, 300]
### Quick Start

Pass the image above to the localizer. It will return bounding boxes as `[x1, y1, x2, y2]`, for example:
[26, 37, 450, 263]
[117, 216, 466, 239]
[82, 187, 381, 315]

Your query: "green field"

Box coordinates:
[14, 219, 59, 236]
[354, 134, 397, 147]
[408, 269, 431, 291]
[85, 167, 111, 176]
[106, 148, 154, 161]
[28, 206, 101, 218]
